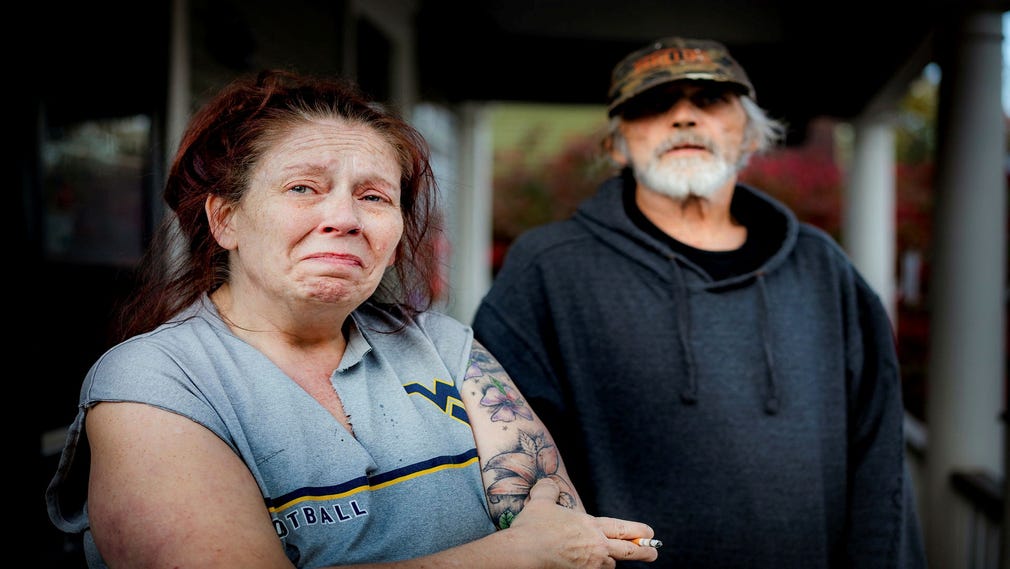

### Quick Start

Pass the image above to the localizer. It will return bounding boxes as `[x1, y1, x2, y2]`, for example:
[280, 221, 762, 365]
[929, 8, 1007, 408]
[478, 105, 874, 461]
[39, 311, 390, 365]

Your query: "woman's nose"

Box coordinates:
[320, 195, 362, 235]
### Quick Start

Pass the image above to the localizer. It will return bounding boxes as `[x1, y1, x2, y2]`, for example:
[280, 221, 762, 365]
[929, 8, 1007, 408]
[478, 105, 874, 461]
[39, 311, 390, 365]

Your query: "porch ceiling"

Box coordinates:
[415, 0, 980, 143]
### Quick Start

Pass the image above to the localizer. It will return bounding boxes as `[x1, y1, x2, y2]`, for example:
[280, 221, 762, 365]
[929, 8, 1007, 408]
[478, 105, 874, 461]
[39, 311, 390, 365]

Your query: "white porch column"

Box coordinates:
[448, 103, 494, 324]
[843, 117, 897, 325]
[925, 8, 1007, 569]
[352, 0, 418, 111]
[164, 0, 192, 261]
[167, 0, 190, 165]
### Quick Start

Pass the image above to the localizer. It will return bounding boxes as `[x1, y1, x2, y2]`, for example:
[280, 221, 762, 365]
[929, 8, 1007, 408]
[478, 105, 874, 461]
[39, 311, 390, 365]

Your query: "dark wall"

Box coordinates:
[22, 3, 171, 566]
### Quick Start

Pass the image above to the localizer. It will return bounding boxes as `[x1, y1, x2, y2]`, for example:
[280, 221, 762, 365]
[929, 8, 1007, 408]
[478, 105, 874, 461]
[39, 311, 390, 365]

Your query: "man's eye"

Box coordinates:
[289, 185, 312, 194]
[693, 89, 732, 107]
[621, 96, 674, 120]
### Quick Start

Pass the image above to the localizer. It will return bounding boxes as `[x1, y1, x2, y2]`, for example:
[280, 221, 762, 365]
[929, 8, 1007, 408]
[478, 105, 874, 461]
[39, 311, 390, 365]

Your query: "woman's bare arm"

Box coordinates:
[456, 340, 659, 566]
[87, 401, 295, 568]
[457, 340, 585, 526]
[87, 379, 657, 568]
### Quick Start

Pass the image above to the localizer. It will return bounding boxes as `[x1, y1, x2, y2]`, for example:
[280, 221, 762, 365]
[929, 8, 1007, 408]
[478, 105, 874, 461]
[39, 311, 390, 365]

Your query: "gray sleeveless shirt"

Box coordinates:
[46, 296, 496, 567]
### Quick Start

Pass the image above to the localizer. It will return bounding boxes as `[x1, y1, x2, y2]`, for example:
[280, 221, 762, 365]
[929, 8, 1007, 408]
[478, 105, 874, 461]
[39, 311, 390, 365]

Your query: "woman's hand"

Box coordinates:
[508, 479, 659, 568]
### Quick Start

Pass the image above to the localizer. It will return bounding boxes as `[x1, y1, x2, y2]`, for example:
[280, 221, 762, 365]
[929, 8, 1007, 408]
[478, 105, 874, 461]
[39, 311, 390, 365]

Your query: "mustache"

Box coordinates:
[654, 133, 716, 158]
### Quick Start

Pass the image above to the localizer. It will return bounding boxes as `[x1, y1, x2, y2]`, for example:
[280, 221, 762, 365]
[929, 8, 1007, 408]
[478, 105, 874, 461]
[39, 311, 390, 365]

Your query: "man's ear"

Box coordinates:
[605, 133, 629, 167]
[206, 195, 237, 250]
[743, 131, 761, 155]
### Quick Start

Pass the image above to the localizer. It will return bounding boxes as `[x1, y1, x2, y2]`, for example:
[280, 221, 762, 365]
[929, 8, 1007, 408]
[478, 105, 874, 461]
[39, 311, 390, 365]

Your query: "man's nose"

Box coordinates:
[667, 98, 699, 128]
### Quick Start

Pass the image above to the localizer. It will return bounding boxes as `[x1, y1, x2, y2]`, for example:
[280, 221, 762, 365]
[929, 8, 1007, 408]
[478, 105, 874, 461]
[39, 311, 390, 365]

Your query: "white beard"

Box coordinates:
[629, 134, 741, 200]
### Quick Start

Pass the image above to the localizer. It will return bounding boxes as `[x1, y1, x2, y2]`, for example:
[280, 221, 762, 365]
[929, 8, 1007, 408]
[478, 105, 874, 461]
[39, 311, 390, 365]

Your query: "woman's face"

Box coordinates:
[208, 117, 404, 310]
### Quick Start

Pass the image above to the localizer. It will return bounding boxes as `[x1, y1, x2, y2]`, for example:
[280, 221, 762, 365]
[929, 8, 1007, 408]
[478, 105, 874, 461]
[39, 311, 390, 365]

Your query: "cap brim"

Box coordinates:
[608, 75, 753, 116]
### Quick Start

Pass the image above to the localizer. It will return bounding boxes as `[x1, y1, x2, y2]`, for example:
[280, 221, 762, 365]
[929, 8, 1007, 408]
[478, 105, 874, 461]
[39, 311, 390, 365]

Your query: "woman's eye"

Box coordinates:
[361, 193, 387, 203]
[289, 185, 313, 195]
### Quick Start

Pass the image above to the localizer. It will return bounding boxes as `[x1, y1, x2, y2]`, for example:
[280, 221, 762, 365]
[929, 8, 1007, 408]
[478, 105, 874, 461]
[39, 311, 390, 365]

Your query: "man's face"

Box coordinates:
[613, 80, 752, 200]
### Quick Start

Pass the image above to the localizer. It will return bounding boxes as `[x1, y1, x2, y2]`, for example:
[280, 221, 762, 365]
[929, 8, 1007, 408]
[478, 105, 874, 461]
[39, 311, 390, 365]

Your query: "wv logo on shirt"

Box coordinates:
[403, 377, 469, 425]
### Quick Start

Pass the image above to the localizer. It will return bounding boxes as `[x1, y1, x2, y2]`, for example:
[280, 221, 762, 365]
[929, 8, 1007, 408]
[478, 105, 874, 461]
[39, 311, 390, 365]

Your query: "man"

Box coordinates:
[472, 37, 926, 568]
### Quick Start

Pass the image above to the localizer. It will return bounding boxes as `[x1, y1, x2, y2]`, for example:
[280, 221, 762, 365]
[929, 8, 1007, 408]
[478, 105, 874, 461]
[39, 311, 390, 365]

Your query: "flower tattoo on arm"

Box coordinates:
[464, 341, 578, 528]
[465, 343, 533, 423]
[483, 429, 577, 529]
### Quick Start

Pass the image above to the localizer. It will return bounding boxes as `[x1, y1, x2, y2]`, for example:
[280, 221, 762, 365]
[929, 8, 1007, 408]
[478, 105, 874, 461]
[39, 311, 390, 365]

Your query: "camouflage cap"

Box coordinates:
[607, 37, 755, 117]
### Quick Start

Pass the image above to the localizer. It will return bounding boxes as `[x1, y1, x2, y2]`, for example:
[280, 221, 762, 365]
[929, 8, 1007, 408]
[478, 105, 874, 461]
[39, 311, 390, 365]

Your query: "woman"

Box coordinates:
[45, 70, 658, 568]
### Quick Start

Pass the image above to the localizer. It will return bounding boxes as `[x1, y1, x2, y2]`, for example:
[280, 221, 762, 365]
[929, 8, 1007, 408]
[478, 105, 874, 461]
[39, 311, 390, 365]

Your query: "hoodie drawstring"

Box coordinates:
[756, 274, 781, 415]
[671, 263, 781, 415]
[671, 262, 698, 405]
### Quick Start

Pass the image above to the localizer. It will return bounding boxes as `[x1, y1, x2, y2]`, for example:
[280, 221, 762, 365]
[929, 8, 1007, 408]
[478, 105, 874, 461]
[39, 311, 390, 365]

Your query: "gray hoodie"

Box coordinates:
[472, 173, 926, 568]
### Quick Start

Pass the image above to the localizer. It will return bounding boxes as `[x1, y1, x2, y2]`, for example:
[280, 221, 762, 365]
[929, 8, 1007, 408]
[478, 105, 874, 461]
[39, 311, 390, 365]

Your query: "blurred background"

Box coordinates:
[20, 1, 1008, 567]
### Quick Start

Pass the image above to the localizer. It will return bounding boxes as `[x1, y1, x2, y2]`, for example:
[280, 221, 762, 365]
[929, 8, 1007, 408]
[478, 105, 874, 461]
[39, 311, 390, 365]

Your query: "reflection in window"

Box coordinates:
[42, 115, 150, 266]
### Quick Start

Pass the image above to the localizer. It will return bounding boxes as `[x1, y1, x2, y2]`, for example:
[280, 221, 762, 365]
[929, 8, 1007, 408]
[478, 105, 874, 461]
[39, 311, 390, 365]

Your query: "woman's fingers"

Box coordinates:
[610, 537, 661, 562]
[595, 517, 661, 562]
[526, 477, 562, 504]
[594, 516, 655, 541]
[515, 483, 661, 565]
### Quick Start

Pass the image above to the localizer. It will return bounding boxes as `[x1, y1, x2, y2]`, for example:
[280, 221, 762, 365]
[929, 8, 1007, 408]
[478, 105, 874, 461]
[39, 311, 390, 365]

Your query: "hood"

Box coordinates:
[573, 171, 800, 287]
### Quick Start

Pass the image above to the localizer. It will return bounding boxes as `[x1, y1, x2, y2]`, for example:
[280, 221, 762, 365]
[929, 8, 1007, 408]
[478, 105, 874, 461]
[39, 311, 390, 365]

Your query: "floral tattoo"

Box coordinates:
[465, 344, 533, 423]
[483, 429, 577, 528]
[464, 342, 576, 527]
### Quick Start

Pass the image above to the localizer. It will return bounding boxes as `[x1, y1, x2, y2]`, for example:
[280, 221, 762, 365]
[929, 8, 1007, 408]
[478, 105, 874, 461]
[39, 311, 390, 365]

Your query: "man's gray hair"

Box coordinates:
[738, 96, 787, 158]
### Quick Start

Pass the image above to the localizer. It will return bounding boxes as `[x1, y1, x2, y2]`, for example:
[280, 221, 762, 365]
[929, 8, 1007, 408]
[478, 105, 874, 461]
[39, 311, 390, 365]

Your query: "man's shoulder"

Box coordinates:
[793, 222, 852, 263]
[496, 221, 609, 279]
[507, 219, 597, 260]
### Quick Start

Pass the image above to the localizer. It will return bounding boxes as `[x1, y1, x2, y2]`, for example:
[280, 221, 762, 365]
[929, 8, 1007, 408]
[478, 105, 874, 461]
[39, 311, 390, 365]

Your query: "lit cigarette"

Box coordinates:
[628, 538, 663, 548]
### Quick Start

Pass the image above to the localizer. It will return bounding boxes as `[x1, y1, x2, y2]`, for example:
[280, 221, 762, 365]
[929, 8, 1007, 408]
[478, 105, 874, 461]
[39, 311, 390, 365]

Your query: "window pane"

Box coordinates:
[42, 115, 150, 266]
